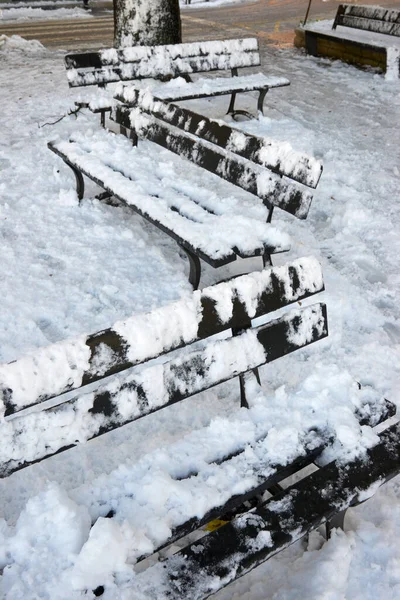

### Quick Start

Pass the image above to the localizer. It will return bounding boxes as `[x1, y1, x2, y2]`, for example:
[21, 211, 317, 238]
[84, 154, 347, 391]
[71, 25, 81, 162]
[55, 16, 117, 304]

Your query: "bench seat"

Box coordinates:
[76, 73, 290, 118]
[297, 5, 400, 78]
[49, 130, 290, 268]
[66, 37, 291, 123]
[140, 73, 290, 101]
[1, 256, 398, 598]
[132, 420, 400, 600]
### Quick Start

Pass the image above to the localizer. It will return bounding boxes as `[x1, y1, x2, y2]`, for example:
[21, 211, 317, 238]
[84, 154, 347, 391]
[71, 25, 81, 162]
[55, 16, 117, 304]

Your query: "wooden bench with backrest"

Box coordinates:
[48, 89, 323, 288]
[332, 4, 400, 37]
[301, 4, 400, 77]
[65, 37, 290, 125]
[0, 259, 398, 599]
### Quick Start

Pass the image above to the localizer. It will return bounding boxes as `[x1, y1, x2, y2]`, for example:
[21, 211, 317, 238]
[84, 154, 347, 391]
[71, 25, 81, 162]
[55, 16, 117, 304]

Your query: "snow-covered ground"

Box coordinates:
[0, 5, 93, 22]
[0, 33, 399, 599]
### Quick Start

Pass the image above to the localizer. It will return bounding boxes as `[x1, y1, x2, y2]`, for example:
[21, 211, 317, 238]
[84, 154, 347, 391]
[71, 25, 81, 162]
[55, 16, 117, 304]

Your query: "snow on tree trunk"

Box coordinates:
[114, 0, 182, 48]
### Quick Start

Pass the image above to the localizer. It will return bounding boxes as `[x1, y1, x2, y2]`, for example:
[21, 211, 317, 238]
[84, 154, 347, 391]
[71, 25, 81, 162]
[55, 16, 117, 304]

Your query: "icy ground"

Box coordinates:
[0, 33, 399, 599]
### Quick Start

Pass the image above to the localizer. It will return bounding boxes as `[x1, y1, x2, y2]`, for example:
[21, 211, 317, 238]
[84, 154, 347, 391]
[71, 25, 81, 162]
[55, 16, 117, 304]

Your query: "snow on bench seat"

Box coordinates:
[147, 73, 290, 101]
[299, 17, 400, 78]
[134, 421, 400, 600]
[49, 129, 290, 266]
[66, 37, 290, 122]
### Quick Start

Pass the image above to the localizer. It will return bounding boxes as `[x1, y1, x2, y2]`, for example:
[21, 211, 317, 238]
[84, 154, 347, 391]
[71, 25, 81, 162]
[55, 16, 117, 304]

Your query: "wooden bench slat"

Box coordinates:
[333, 4, 400, 37]
[145, 421, 400, 600]
[66, 38, 261, 87]
[0, 303, 327, 476]
[151, 73, 290, 100]
[116, 106, 314, 219]
[340, 15, 400, 37]
[49, 136, 291, 265]
[116, 88, 322, 188]
[0, 257, 324, 417]
[340, 4, 400, 24]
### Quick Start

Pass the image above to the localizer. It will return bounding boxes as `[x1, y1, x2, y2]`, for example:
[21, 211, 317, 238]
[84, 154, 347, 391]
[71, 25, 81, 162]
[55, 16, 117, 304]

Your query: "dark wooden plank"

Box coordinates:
[154, 421, 400, 600]
[0, 303, 327, 477]
[134, 393, 396, 563]
[65, 38, 261, 87]
[115, 106, 314, 219]
[135, 435, 328, 563]
[341, 15, 400, 36]
[1, 256, 324, 417]
[341, 4, 400, 24]
[115, 89, 322, 188]
[334, 4, 400, 36]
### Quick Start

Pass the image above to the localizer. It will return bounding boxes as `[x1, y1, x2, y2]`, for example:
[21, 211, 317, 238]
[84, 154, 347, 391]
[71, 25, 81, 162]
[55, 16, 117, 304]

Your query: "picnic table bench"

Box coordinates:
[65, 37, 290, 125]
[0, 259, 398, 599]
[298, 4, 400, 78]
[49, 89, 322, 288]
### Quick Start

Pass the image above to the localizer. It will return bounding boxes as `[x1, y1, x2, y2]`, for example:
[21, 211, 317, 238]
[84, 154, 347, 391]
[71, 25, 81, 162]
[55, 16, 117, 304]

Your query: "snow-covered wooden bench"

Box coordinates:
[298, 4, 400, 78]
[332, 4, 400, 37]
[65, 38, 290, 125]
[48, 92, 322, 288]
[0, 259, 398, 599]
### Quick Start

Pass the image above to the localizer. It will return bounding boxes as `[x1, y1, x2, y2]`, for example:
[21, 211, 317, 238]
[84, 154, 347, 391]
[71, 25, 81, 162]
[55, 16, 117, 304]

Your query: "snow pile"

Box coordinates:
[0, 7, 93, 22]
[0, 33, 46, 53]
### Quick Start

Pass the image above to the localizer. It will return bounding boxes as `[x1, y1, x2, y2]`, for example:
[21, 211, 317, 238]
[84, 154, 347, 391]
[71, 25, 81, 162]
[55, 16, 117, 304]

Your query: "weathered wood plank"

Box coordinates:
[0, 303, 327, 476]
[333, 4, 400, 36]
[115, 105, 314, 219]
[341, 15, 400, 37]
[115, 88, 322, 188]
[0, 257, 324, 417]
[65, 38, 261, 87]
[149, 421, 400, 600]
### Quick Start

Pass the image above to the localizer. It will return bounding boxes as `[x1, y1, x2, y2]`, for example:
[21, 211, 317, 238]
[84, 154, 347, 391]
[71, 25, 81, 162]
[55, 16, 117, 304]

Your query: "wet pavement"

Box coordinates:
[0, 0, 399, 50]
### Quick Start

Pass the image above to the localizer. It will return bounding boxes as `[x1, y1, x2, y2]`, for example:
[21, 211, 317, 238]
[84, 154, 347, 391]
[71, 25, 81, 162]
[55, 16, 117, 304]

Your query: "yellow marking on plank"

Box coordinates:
[204, 519, 229, 532]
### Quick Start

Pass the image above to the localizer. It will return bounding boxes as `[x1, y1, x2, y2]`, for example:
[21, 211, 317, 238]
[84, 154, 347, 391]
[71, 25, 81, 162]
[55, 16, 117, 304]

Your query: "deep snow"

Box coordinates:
[0, 31, 399, 600]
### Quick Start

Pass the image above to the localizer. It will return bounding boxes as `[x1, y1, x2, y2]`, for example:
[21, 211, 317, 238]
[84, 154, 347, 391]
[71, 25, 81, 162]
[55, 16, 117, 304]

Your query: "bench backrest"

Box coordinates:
[114, 89, 323, 219]
[333, 4, 400, 37]
[0, 258, 327, 477]
[65, 38, 261, 88]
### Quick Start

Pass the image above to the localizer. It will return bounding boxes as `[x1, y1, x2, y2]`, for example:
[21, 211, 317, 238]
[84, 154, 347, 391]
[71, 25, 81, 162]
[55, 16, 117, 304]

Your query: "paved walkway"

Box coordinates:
[0, 0, 399, 49]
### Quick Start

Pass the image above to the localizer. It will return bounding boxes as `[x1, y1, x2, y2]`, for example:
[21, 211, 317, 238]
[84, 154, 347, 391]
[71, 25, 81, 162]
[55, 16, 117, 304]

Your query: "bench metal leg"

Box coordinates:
[262, 206, 275, 267]
[262, 253, 273, 268]
[119, 125, 138, 146]
[257, 88, 269, 116]
[227, 91, 254, 121]
[63, 160, 84, 201]
[179, 245, 201, 290]
[325, 509, 347, 538]
[227, 91, 237, 116]
[238, 368, 261, 408]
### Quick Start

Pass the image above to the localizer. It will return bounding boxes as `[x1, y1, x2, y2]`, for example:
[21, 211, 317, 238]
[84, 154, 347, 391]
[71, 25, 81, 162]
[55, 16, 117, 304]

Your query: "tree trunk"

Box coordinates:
[114, 0, 182, 48]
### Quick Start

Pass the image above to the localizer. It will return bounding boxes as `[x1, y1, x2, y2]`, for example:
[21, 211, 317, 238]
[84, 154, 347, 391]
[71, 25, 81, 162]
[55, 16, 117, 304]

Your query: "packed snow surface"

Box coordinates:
[0, 6, 93, 22]
[0, 33, 399, 600]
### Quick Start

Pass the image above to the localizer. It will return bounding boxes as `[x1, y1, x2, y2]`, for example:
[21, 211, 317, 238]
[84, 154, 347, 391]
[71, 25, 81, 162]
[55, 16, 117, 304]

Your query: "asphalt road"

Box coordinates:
[0, 0, 399, 49]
